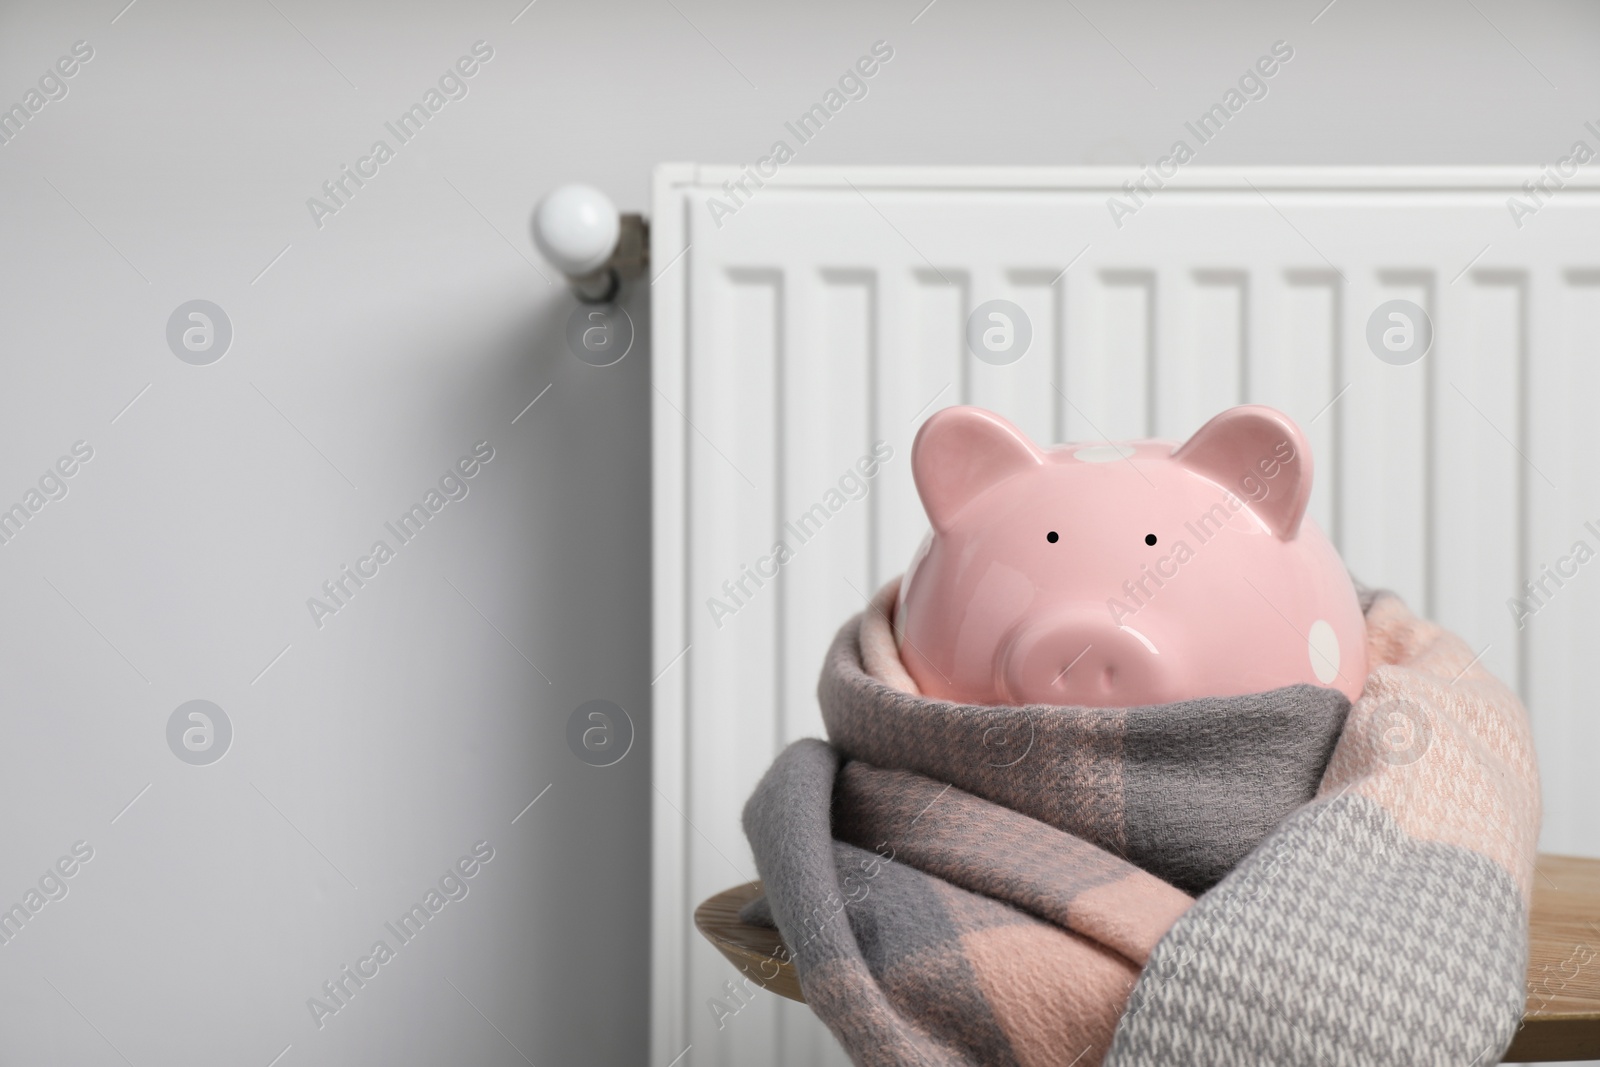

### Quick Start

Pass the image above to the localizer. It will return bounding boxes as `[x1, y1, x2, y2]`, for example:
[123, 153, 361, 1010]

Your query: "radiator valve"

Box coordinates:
[532, 184, 648, 303]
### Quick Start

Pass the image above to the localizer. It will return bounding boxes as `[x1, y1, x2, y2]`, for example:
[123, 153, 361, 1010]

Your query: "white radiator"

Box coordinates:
[650, 165, 1600, 1067]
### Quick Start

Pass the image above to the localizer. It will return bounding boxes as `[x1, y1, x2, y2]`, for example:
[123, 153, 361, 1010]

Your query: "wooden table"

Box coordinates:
[695, 853, 1600, 1062]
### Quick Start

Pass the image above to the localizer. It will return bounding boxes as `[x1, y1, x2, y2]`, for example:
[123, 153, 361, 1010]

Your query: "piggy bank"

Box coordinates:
[895, 405, 1366, 708]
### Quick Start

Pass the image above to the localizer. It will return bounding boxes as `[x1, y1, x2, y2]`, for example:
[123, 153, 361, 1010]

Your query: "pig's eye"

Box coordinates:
[1046, 531, 1059, 544]
[1145, 534, 1158, 546]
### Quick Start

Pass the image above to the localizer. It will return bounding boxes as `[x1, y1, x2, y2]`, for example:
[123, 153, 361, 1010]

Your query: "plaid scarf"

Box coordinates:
[741, 579, 1538, 1066]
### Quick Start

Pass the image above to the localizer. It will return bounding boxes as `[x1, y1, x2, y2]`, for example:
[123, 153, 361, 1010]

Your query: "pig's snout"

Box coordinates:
[999, 609, 1182, 708]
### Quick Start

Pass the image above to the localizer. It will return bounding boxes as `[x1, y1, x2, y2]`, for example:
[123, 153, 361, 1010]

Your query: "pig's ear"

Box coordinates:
[912, 406, 1044, 532]
[1173, 405, 1312, 540]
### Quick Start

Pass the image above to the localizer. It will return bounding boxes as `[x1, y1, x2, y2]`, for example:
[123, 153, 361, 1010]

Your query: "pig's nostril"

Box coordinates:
[1051, 644, 1094, 687]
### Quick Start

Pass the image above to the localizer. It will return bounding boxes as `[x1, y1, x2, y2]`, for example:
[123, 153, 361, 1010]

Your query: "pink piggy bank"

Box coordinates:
[895, 405, 1366, 708]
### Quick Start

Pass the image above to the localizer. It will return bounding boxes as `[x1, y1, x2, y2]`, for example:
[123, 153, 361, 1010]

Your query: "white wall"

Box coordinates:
[0, 2, 1595, 1065]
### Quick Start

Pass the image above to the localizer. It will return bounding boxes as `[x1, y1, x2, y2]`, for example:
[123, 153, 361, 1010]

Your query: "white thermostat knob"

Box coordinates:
[532, 184, 621, 278]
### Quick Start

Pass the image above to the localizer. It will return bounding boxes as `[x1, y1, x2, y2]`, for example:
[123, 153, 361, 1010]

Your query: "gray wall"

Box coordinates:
[0, 1, 1594, 1065]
